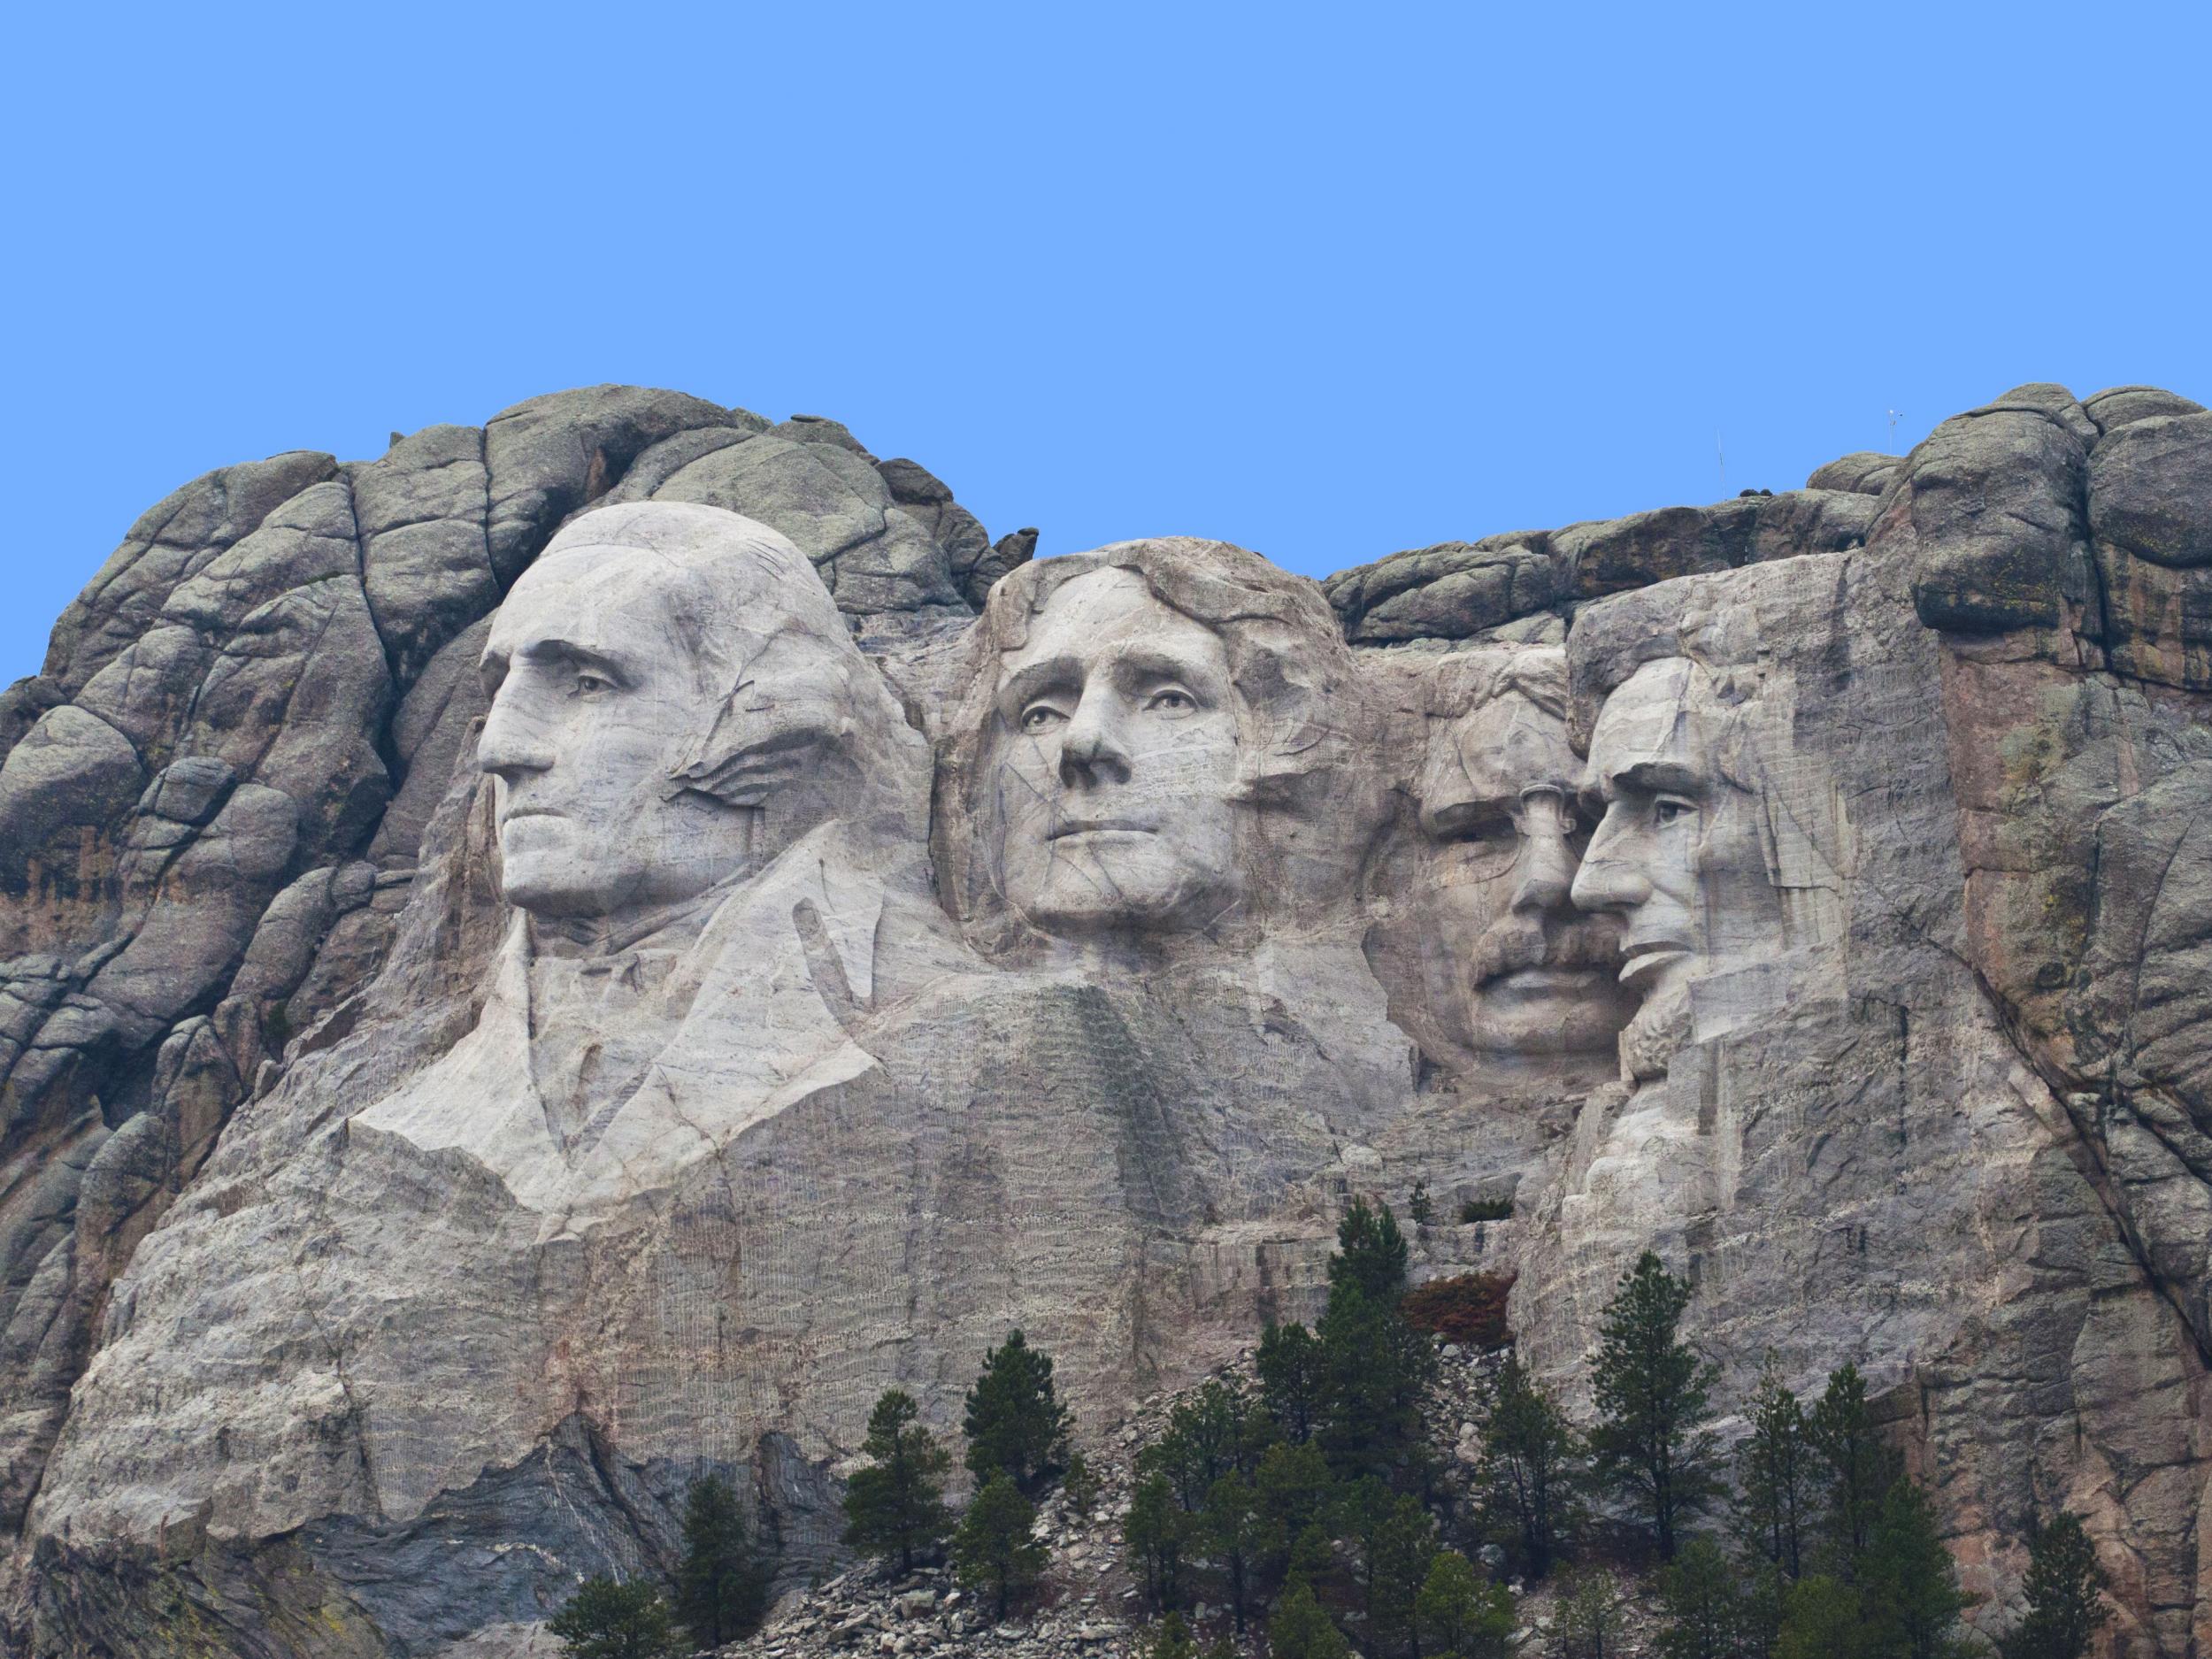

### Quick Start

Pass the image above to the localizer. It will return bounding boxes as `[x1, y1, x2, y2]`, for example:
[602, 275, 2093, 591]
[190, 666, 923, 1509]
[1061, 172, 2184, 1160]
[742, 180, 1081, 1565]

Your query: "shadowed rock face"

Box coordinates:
[3, 382, 2209, 1659]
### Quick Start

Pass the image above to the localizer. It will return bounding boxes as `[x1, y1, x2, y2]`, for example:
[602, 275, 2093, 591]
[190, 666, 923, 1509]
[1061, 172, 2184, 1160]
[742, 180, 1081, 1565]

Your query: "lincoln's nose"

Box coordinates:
[1570, 806, 1652, 913]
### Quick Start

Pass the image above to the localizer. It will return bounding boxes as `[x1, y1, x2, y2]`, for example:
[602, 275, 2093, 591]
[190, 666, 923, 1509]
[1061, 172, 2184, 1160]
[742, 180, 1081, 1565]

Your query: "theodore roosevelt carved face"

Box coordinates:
[477, 502, 892, 940]
[1417, 649, 1631, 1056]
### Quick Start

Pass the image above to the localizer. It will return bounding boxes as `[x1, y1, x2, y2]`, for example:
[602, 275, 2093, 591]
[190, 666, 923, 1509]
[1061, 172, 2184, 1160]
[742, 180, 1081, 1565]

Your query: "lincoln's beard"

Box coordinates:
[1617, 970, 1694, 1083]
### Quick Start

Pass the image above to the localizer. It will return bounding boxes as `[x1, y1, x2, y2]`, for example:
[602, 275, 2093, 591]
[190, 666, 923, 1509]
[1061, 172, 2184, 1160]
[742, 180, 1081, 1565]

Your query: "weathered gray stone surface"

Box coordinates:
[1, 382, 2208, 1659]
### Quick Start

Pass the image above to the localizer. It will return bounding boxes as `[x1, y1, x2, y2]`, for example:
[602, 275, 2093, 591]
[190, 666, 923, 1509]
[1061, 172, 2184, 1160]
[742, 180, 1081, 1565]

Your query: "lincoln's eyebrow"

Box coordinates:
[1609, 758, 1708, 795]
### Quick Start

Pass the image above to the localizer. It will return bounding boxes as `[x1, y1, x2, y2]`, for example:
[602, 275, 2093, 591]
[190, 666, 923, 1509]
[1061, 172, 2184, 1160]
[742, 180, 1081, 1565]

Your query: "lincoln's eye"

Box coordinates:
[1654, 797, 1693, 826]
[1022, 703, 1066, 733]
[1147, 688, 1197, 716]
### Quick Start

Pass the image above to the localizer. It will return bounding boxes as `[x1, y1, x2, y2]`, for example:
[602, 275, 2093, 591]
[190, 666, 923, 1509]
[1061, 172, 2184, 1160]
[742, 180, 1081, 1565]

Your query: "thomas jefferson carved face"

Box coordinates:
[991, 568, 1243, 935]
[1570, 657, 1786, 1075]
[1419, 659, 1630, 1055]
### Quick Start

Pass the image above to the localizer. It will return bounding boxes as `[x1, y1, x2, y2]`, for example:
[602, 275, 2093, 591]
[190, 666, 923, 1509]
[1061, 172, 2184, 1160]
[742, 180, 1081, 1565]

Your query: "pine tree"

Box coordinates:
[952, 1473, 1047, 1620]
[1409, 1179, 1434, 1226]
[1999, 1513, 2108, 1659]
[1658, 1537, 1744, 1659]
[1126, 1470, 1192, 1609]
[964, 1329, 1074, 1496]
[1253, 1439, 1337, 1586]
[1417, 1548, 1514, 1659]
[1146, 1611, 1199, 1659]
[841, 1389, 952, 1571]
[547, 1576, 681, 1659]
[1808, 1365, 1896, 1576]
[1556, 1567, 1628, 1659]
[673, 1474, 770, 1647]
[1198, 1471, 1268, 1632]
[1318, 1282, 1437, 1482]
[1330, 1196, 1411, 1303]
[1735, 1356, 1816, 1581]
[1775, 1576, 1864, 1659]
[1258, 1321, 1328, 1443]
[1859, 1479, 1970, 1659]
[1473, 1352, 1584, 1579]
[1064, 1448, 1101, 1518]
[1587, 1251, 1720, 1560]
[1270, 1578, 1353, 1659]
[1342, 1477, 1435, 1659]
[1141, 1380, 1267, 1512]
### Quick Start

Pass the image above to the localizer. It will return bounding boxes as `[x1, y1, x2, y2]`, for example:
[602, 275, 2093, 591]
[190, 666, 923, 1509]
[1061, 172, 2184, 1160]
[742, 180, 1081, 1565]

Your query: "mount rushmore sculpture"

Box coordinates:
[0, 382, 2207, 1656]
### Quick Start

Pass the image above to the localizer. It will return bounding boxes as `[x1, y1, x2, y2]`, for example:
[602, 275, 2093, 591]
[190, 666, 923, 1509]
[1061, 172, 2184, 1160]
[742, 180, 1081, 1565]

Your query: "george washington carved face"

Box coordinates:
[476, 503, 896, 939]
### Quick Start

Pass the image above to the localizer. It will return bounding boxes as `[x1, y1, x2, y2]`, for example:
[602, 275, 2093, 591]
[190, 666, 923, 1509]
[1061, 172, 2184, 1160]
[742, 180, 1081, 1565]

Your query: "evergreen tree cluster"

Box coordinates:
[549, 1213, 2112, 1659]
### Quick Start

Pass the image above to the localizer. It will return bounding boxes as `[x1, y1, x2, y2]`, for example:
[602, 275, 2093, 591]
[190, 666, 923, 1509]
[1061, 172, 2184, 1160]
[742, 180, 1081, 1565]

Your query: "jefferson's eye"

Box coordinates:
[1654, 797, 1694, 826]
[1146, 687, 1197, 716]
[1021, 703, 1067, 733]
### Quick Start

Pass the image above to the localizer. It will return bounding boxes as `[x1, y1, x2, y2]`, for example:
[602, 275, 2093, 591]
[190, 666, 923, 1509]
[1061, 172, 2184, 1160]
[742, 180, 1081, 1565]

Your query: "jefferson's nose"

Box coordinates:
[476, 687, 557, 783]
[1569, 805, 1652, 913]
[1058, 687, 1133, 787]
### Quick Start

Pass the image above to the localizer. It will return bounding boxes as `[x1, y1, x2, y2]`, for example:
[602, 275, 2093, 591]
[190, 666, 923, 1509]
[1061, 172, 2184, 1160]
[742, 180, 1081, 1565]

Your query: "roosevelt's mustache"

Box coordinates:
[1465, 910, 1621, 986]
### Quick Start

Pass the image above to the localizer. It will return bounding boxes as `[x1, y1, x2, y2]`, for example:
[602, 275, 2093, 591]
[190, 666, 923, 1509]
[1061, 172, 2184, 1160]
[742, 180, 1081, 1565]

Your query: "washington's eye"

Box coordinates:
[1021, 703, 1067, 733]
[1146, 687, 1197, 716]
[573, 670, 615, 696]
[1654, 796, 1694, 826]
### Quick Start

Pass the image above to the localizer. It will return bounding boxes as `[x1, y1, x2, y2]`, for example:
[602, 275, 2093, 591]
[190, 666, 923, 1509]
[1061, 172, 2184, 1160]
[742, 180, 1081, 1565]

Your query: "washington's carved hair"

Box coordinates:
[525, 502, 928, 843]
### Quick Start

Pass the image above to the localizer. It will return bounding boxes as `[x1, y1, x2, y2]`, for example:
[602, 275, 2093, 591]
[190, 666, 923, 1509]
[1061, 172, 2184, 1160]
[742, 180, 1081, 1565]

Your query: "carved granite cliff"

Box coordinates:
[0, 382, 2206, 1658]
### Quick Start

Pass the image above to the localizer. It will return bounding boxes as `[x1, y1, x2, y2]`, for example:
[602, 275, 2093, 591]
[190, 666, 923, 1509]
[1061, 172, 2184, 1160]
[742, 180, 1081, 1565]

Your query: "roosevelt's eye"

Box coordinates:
[1146, 687, 1198, 717]
[1654, 796, 1694, 826]
[1021, 703, 1068, 733]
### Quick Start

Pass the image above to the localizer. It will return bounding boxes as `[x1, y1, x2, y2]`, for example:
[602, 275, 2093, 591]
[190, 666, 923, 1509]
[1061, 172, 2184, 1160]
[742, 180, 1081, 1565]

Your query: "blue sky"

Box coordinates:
[4, 2, 2206, 684]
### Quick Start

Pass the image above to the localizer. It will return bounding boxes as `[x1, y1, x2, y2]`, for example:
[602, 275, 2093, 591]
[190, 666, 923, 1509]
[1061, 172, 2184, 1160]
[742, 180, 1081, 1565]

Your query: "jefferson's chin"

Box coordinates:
[1006, 838, 1235, 937]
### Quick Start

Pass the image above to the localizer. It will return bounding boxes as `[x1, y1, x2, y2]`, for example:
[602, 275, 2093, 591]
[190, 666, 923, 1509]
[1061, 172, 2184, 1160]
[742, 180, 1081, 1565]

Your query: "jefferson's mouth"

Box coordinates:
[500, 807, 564, 825]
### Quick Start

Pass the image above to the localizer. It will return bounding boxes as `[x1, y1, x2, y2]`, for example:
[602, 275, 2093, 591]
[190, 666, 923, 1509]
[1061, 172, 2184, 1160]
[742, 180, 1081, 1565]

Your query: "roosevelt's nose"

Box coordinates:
[476, 685, 557, 783]
[1510, 821, 1578, 915]
[1058, 687, 1133, 787]
[1569, 804, 1652, 913]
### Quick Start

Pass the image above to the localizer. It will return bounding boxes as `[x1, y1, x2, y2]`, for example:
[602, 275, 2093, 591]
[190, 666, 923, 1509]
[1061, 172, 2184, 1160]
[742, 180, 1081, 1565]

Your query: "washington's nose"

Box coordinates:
[476, 690, 556, 783]
[1569, 808, 1652, 913]
[1058, 688, 1133, 787]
